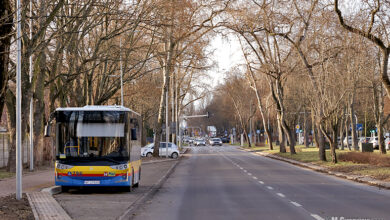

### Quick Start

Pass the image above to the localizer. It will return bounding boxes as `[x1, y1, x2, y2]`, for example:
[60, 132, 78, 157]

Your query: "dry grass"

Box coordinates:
[338, 152, 390, 167]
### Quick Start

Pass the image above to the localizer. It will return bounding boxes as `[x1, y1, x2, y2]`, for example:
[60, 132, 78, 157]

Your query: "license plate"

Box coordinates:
[84, 181, 100, 185]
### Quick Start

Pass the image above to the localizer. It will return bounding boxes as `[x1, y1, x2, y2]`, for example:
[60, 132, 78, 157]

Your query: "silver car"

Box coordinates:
[209, 138, 222, 146]
[194, 139, 206, 146]
[141, 142, 180, 158]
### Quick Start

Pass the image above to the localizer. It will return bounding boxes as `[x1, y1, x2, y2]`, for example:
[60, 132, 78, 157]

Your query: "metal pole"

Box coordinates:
[16, 0, 23, 200]
[29, 0, 34, 172]
[2, 134, 4, 167]
[166, 88, 169, 158]
[120, 38, 124, 106]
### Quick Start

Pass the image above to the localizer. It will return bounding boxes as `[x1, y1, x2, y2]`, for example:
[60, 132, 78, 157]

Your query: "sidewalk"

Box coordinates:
[0, 167, 54, 198]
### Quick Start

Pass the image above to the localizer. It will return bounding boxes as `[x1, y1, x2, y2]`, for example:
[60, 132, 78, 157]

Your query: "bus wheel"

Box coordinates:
[61, 186, 70, 193]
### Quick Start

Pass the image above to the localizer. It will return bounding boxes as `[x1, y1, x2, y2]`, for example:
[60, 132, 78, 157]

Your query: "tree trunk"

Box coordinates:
[277, 114, 286, 153]
[339, 116, 345, 150]
[316, 122, 326, 161]
[282, 119, 296, 154]
[345, 114, 351, 150]
[320, 123, 337, 163]
[303, 111, 309, 148]
[0, 0, 13, 119]
[350, 102, 358, 150]
[5, 90, 16, 172]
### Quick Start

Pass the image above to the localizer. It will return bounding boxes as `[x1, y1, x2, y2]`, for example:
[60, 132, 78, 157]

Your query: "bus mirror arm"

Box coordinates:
[44, 111, 56, 137]
[131, 128, 137, 140]
[44, 124, 51, 137]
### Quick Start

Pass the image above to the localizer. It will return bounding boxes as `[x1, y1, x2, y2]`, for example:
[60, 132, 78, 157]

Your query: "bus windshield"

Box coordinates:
[55, 111, 129, 162]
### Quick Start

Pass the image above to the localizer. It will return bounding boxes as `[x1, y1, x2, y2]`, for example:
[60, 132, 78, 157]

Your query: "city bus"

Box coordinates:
[45, 105, 142, 192]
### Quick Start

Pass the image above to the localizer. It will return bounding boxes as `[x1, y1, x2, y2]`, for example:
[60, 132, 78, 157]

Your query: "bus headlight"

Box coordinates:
[56, 163, 74, 170]
[110, 164, 128, 170]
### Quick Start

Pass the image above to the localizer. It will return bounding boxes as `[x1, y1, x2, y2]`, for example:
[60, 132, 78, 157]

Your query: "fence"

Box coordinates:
[0, 132, 29, 168]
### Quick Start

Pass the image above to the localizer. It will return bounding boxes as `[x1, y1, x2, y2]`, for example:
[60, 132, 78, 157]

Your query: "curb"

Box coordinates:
[117, 159, 181, 220]
[240, 148, 390, 190]
[141, 148, 188, 165]
[41, 185, 62, 195]
[26, 193, 40, 220]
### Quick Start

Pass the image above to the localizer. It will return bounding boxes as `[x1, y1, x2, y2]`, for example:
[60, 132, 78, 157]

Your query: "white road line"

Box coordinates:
[240, 167, 243, 170]
[276, 193, 285, 198]
[267, 186, 273, 190]
[258, 181, 264, 184]
[247, 173, 252, 176]
[310, 214, 324, 220]
[243, 170, 247, 173]
[252, 177, 258, 180]
[290, 201, 302, 207]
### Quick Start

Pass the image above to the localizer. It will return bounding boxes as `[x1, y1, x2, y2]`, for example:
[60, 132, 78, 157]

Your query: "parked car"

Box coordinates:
[194, 139, 206, 146]
[386, 137, 390, 150]
[343, 136, 353, 145]
[209, 138, 223, 146]
[141, 142, 180, 158]
[359, 137, 370, 144]
[369, 137, 379, 149]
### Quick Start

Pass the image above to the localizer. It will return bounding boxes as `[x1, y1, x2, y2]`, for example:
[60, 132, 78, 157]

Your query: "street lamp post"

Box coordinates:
[29, 0, 34, 172]
[16, 0, 23, 200]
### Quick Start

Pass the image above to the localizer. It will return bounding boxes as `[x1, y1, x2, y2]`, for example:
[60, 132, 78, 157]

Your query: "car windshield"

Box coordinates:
[56, 111, 129, 162]
[213, 138, 221, 141]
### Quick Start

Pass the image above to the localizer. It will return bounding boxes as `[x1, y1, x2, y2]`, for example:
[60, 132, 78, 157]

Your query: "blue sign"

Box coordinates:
[256, 130, 260, 134]
[356, 124, 363, 131]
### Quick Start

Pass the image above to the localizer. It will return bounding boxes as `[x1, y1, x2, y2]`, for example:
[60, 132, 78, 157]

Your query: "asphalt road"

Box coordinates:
[132, 145, 390, 220]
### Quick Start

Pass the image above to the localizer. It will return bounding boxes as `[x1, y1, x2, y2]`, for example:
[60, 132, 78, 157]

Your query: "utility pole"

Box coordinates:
[166, 87, 169, 158]
[120, 38, 124, 106]
[29, 0, 34, 171]
[16, 0, 23, 200]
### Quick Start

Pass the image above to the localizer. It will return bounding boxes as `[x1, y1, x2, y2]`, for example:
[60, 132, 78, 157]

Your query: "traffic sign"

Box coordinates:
[296, 125, 300, 129]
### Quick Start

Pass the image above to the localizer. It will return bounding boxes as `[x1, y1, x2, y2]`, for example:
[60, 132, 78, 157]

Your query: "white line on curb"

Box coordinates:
[310, 214, 324, 220]
[277, 193, 285, 198]
[290, 201, 302, 207]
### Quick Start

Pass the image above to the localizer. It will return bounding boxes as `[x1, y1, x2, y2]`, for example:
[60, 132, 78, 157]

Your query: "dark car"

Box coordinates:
[221, 136, 230, 143]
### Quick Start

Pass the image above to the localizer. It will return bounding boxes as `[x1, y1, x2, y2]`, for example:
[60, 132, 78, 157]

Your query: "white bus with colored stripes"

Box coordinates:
[45, 105, 141, 192]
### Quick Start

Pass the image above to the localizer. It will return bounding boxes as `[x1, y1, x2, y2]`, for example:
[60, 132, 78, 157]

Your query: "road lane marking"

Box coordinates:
[310, 214, 324, 220]
[267, 186, 273, 190]
[290, 201, 302, 207]
[240, 167, 243, 170]
[276, 193, 285, 198]
[247, 173, 252, 176]
[243, 170, 247, 173]
[252, 177, 257, 180]
[258, 181, 264, 184]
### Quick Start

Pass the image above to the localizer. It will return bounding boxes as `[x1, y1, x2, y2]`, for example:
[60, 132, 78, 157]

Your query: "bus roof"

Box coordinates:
[55, 105, 140, 116]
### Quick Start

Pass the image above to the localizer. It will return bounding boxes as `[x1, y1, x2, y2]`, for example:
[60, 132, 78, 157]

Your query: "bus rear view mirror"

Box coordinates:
[131, 128, 137, 140]
[44, 124, 51, 137]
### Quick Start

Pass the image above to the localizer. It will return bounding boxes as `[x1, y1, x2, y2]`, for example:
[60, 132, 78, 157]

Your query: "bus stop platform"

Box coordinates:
[27, 192, 71, 220]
